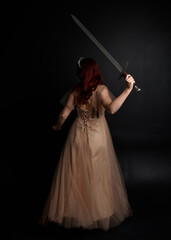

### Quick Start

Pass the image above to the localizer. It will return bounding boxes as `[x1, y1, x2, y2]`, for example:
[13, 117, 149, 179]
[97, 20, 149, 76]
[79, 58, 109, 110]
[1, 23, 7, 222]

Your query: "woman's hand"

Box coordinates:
[125, 74, 135, 91]
[52, 124, 61, 131]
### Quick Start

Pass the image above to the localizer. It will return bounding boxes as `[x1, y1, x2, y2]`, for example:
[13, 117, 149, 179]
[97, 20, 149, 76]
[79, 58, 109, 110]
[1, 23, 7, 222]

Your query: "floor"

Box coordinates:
[3, 183, 171, 240]
[4, 214, 170, 240]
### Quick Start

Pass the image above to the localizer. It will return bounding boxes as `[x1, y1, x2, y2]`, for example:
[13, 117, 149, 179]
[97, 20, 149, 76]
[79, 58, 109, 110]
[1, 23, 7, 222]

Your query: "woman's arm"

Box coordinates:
[101, 74, 135, 114]
[52, 91, 75, 131]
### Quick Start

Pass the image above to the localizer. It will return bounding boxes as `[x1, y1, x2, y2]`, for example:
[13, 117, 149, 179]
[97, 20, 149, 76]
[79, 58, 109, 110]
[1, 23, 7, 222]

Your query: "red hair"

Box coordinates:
[74, 58, 103, 104]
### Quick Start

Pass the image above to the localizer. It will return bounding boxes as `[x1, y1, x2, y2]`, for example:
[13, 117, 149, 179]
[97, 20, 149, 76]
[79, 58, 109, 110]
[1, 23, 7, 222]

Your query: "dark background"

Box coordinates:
[1, 1, 171, 239]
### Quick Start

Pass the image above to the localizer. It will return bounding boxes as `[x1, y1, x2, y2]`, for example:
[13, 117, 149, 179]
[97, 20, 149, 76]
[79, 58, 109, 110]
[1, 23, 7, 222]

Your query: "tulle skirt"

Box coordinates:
[41, 116, 132, 231]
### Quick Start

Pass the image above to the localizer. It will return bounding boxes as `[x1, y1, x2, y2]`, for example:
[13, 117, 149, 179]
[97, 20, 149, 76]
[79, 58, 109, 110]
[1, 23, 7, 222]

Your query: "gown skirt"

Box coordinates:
[41, 108, 132, 231]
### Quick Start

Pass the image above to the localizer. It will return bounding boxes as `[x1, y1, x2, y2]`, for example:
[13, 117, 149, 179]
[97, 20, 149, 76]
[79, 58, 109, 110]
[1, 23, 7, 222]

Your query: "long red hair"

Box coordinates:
[74, 57, 103, 104]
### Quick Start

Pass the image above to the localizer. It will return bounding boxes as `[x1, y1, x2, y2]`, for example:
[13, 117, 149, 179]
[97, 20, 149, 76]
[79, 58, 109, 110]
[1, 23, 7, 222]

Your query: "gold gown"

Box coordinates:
[41, 85, 132, 231]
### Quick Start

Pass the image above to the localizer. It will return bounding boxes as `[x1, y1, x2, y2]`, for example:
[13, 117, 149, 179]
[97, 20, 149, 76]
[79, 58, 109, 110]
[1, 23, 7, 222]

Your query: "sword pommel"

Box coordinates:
[121, 71, 141, 92]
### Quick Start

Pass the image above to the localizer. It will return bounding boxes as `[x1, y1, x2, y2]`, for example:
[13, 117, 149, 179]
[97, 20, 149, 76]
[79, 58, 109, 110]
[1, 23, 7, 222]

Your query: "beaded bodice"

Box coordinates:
[74, 85, 109, 130]
[76, 106, 99, 128]
[77, 106, 99, 119]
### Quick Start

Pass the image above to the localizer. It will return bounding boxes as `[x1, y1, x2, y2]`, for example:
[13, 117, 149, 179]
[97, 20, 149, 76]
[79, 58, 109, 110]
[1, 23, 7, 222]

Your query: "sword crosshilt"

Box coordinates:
[71, 14, 141, 92]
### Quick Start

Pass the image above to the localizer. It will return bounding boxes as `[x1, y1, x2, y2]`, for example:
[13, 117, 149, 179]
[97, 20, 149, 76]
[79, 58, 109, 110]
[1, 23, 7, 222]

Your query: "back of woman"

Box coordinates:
[40, 57, 135, 231]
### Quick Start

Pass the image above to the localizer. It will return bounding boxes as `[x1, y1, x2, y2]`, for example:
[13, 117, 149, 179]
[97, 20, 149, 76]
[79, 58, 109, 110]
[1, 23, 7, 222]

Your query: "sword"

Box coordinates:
[71, 14, 141, 92]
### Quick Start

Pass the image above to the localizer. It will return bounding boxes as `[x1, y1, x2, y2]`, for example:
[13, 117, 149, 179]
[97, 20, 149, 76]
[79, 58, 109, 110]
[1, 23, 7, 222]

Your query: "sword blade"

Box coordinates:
[71, 14, 123, 73]
[71, 14, 141, 92]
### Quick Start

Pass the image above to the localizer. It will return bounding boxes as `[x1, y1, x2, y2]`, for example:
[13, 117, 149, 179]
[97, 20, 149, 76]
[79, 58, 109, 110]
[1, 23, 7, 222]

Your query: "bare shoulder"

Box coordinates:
[71, 88, 79, 98]
[97, 84, 109, 95]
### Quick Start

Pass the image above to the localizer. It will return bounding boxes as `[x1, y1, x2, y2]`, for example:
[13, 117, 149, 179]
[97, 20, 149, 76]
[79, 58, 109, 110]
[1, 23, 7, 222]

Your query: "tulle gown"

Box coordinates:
[41, 84, 132, 231]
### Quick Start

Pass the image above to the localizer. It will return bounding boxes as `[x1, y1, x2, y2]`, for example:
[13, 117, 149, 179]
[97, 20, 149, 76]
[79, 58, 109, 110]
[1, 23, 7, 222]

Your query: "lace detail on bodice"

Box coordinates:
[91, 107, 99, 118]
[76, 106, 99, 130]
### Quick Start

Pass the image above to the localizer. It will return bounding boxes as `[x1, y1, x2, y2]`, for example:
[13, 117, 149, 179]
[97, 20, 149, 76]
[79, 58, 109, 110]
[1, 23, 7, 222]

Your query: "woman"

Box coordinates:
[40, 57, 135, 231]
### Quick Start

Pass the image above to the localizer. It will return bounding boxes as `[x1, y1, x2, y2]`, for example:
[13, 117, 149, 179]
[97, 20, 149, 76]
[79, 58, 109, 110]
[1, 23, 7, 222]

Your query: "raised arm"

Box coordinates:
[100, 74, 135, 114]
[53, 91, 75, 131]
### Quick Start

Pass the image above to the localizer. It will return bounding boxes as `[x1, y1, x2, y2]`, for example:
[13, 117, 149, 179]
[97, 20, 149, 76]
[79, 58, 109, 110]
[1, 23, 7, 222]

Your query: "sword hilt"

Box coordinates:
[122, 71, 141, 92]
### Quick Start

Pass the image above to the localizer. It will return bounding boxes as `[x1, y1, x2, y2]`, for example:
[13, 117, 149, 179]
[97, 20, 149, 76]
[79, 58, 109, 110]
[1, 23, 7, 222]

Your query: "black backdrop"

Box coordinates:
[1, 0, 171, 237]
